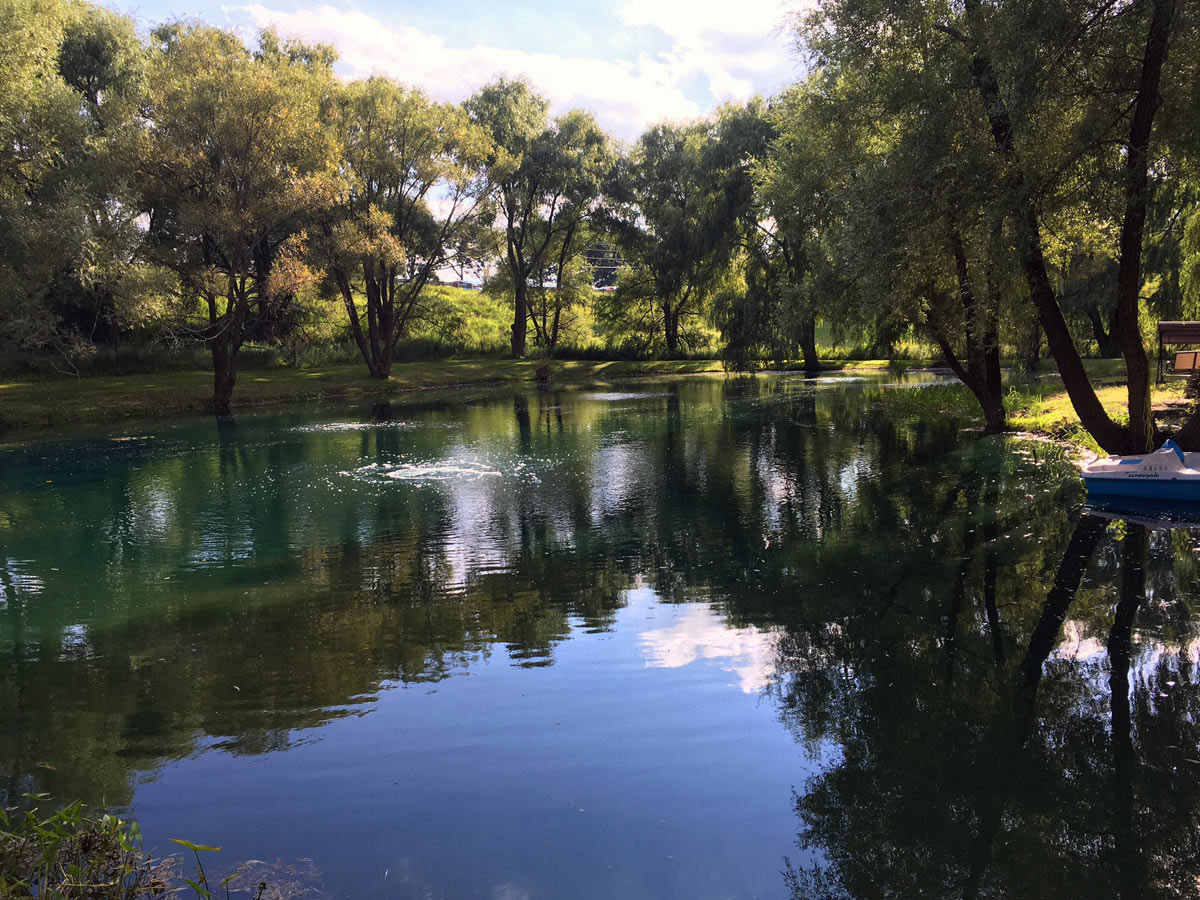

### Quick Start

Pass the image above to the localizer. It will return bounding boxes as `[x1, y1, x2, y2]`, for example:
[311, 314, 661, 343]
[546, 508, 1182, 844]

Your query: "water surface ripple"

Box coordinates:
[2, 375, 1200, 898]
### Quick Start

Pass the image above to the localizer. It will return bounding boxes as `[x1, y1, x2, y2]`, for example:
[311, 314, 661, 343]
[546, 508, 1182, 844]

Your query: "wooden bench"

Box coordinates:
[1158, 322, 1200, 381]
[1173, 350, 1200, 375]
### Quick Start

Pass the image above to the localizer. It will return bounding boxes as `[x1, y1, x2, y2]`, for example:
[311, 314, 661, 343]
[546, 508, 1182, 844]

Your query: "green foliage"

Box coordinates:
[0, 799, 274, 900]
[3, 0, 1199, 418]
[316, 76, 495, 377]
[776, 0, 1200, 444]
[138, 22, 343, 407]
[415, 284, 511, 354]
[604, 102, 771, 357]
[0, 0, 146, 356]
[466, 78, 616, 356]
[0, 798, 165, 899]
[1182, 204, 1200, 319]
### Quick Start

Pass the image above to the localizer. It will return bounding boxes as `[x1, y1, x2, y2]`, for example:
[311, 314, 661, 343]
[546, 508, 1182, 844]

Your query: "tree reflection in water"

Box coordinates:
[781, 511, 1200, 899]
[2, 377, 1200, 897]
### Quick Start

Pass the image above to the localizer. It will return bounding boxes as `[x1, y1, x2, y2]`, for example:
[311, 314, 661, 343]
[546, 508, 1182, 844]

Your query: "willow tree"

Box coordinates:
[53, 2, 150, 347]
[0, 0, 143, 356]
[321, 77, 493, 378]
[606, 102, 773, 358]
[0, 0, 80, 352]
[523, 111, 616, 354]
[466, 79, 613, 357]
[955, 0, 1181, 452]
[798, 0, 1193, 451]
[139, 25, 341, 413]
[721, 88, 849, 374]
[771, 48, 1013, 428]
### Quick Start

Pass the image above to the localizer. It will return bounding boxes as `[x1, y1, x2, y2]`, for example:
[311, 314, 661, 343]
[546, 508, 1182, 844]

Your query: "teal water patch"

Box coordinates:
[3, 376, 1200, 898]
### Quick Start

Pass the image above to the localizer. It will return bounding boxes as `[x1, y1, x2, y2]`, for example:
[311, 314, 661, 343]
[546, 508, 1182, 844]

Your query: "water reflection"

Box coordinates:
[2, 376, 1200, 897]
[780, 506, 1200, 899]
[639, 590, 781, 693]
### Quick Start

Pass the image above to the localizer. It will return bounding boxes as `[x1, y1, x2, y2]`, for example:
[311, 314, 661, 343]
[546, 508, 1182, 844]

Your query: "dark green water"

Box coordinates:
[3, 374, 1200, 898]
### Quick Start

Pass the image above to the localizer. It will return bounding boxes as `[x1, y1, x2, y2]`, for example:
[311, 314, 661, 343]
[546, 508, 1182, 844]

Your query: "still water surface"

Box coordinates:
[3, 375, 1200, 898]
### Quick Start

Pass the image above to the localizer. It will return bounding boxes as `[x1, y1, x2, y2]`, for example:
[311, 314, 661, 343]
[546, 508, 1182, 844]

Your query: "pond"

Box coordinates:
[2, 374, 1200, 898]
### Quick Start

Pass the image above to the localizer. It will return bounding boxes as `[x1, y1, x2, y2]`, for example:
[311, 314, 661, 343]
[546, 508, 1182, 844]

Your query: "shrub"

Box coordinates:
[0, 800, 265, 900]
[0, 800, 169, 899]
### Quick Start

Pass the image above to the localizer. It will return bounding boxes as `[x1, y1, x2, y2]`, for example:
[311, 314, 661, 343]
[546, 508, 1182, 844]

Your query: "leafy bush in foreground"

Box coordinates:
[0, 800, 168, 899]
[0, 799, 266, 900]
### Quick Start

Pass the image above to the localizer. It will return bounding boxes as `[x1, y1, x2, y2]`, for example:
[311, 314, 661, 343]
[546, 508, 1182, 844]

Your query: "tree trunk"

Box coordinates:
[664, 303, 680, 358]
[927, 322, 1007, 432]
[374, 352, 393, 379]
[983, 285, 1002, 404]
[1116, 0, 1176, 454]
[1020, 207, 1131, 451]
[512, 277, 529, 357]
[800, 314, 819, 372]
[960, 0, 1130, 453]
[204, 287, 243, 415]
[210, 334, 238, 416]
[984, 332, 1001, 409]
[936, 239, 1008, 432]
[1024, 317, 1041, 371]
[332, 262, 388, 380]
[961, 368, 1007, 432]
[1087, 305, 1122, 358]
[978, 386, 1007, 432]
[550, 300, 562, 352]
[951, 231, 989, 376]
[361, 265, 399, 379]
[94, 289, 120, 345]
[549, 220, 574, 355]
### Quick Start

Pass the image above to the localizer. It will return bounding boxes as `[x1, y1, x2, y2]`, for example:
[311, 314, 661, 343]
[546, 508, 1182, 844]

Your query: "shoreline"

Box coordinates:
[0, 357, 935, 438]
[1, 356, 1174, 454]
[0, 359, 726, 435]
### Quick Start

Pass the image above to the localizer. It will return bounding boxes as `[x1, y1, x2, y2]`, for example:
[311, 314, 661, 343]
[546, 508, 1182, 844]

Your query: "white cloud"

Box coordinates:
[707, 70, 757, 101]
[234, 1, 800, 138]
[617, 0, 794, 45]
[238, 4, 706, 138]
[616, 0, 805, 101]
[642, 603, 781, 694]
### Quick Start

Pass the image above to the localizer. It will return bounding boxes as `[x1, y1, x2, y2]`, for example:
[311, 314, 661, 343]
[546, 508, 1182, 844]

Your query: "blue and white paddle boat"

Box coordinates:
[1082, 439, 1200, 501]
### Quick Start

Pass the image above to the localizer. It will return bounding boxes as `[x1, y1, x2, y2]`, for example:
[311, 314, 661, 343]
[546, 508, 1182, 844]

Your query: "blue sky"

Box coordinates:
[119, 0, 805, 138]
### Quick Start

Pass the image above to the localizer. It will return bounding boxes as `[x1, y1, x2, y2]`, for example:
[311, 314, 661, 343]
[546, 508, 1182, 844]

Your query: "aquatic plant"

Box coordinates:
[0, 798, 167, 899]
[169, 839, 266, 900]
[0, 799, 265, 900]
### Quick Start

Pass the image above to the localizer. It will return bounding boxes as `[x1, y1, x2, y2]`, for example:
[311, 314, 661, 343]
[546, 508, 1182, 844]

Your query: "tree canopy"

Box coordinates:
[2, 0, 1200, 445]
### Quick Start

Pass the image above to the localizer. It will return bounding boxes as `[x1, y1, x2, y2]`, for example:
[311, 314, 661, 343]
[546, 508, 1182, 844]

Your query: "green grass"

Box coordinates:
[863, 356, 1186, 451]
[820, 358, 937, 370]
[0, 359, 726, 432]
[998, 359, 1171, 447]
[418, 285, 513, 351]
[1005, 379, 1187, 449]
[2, 348, 1180, 450]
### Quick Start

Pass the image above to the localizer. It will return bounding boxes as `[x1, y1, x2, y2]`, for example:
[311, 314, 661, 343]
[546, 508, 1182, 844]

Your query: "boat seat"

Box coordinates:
[1172, 350, 1200, 374]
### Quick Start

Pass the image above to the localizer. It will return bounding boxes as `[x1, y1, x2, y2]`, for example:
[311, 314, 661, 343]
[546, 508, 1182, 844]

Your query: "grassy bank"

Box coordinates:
[0, 359, 726, 432]
[2, 353, 1178, 447]
[1006, 380, 1188, 447]
[873, 359, 1187, 452]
